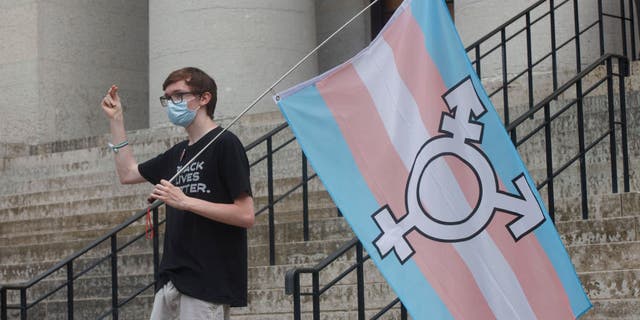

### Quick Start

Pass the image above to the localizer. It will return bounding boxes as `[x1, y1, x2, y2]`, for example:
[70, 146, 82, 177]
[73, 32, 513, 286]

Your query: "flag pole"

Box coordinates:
[150, 0, 381, 205]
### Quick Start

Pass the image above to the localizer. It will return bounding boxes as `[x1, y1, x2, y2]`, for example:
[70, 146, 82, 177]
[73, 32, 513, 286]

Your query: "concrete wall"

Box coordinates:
[0, 0, 148, 144]
[148, 0, 318, 127]
[0, 0, 633, 143]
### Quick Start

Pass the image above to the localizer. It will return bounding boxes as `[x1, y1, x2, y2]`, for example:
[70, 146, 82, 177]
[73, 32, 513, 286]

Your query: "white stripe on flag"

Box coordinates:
[353, 37, 537, 319]
[352, 39, 428, 168]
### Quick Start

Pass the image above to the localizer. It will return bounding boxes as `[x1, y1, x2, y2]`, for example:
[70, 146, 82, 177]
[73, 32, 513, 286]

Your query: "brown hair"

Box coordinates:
[163, 67, 218, 119]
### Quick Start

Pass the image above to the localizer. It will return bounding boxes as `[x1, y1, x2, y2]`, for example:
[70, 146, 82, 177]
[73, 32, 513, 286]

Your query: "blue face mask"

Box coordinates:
[167, 100, 198, 127]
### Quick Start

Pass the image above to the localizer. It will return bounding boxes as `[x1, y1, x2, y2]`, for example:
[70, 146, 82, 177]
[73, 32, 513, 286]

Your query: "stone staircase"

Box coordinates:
[556, 193, 640, 319]
[2, 59, 640, 319]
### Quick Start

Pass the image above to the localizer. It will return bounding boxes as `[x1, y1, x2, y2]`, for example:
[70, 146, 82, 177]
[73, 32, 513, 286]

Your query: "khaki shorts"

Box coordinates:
[149, 281, 229, 320]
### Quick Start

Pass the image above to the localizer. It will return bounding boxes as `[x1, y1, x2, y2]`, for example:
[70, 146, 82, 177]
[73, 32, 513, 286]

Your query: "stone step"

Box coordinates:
[569, 241, 640, 273]
[0, 236, 155, 267]
[249, 239, 353, 267]
[1, 252, 155, 286]
[253, 190, 335, 216]
[0, 209, 149, 239]
[554, 192, 640, 222]
[0, 206, 346, 249]
[0, 123, 294, 181]
[5, 258, 386, 305]
[1, 111, 285, 160]
[0, 222, 147, 248]
[4, 279, 397, 320]
[232, 281, 395, 316]
[231, 309, 406, 320]
[581, 298, 640, 320]
[5, 254, 639, 319]
[248, 216, 352, 246]
[0, 194, 150, 223]
[527, 160, 640, 201]
[0, 172, 324, 212]
[0, 182, 146, 211]
[0, 144, 306, 201]
[557, 216, 639, 247]
[0, 186, 333, 224]
[579, 269, 640, 301]
[1, 234, 352, 273]
[0, 171, 120, 197]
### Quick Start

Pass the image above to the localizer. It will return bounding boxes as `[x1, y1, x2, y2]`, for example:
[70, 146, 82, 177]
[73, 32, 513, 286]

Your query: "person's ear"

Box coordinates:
[200, 92, 212, 106]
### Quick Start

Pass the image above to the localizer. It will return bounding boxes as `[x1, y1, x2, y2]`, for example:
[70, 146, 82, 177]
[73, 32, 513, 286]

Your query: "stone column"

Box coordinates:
[0, 1, 40, 144]
[0, 0, 149, 144]
[149, 0, 318, 127]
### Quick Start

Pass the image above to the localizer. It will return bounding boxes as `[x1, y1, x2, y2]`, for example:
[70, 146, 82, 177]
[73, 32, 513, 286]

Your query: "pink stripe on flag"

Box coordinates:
[316, 65, 407, 216]
[489, 211, 574, 319]
[382, 9, 481, 207]
[318, 64, 495, 320]
[407, 233, 496, 319]
[382, 7, 447, 134]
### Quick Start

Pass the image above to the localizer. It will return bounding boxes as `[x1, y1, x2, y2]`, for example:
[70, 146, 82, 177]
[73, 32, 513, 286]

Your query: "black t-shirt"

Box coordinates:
[138, 126, 252, 306]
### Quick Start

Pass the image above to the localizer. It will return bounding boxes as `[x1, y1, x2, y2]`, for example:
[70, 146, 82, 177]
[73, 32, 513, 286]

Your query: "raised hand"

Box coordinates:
[101, 85, 123, 120]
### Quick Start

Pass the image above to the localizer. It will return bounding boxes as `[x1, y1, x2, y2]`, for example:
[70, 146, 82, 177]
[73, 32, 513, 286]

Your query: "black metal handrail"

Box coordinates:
[0, 200, 164, 320]
[466, 0, 636, 140]
[507, 53, 630, 220]
[0, 120, 319, 319]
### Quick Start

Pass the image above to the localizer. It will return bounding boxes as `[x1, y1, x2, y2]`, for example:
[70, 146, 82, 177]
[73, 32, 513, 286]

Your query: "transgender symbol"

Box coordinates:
[372, 77, 546, 264]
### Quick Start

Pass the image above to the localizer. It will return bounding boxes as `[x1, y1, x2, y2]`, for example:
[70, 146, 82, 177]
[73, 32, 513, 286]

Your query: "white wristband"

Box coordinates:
[108, 140, 129, 153]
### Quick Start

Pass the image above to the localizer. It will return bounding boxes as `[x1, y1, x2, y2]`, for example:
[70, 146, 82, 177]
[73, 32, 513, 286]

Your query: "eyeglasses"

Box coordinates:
[159, 92, 201, 107]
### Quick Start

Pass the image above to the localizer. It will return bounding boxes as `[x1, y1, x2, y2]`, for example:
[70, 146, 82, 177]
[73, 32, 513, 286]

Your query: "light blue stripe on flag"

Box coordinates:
[278, 85, 454, 320]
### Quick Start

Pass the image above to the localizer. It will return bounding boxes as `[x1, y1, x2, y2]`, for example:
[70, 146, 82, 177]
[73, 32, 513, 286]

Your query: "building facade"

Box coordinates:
[0, 0, 626, 146]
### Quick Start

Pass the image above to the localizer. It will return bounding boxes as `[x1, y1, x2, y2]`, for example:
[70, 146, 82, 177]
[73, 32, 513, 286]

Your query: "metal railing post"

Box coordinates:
[501, 29, 511, 133]
[629, 0, 637, 60]
[302, 153, 310, 242]
[526, 12, 534, 114]
[574, 0, 588, 219]
[474, 46, 481, 78]
[356, 242, 365, 320]
[544, 103, 556, 221]
[621, 0, 629, 58]
[0, 287, 6, 320]
[550, 0, 559, 92]
[312, 271, 320, 320]
[66, 261, 74, 320]
[598, 0, 605, 57]
[153, 207, 160, 291]
[606, 58, 619, 193]
[110, 235, 119, 320]
[291, 272, 302, 320]
[636, 0, 640, 59]
[619, 57, 630, 192]
[267, 137, 276, 266]
[19, 288, 26, 320]
[574, 0, 582, 72]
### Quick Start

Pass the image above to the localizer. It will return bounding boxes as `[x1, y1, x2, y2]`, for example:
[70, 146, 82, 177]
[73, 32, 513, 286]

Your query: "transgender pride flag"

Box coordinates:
[275, 0, 591, 318]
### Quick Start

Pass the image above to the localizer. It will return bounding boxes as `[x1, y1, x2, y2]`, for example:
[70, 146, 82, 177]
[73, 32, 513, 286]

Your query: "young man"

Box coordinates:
[100, 67, 254, 320]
